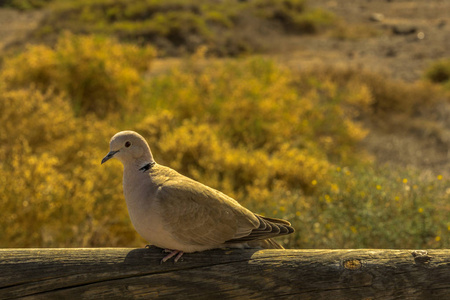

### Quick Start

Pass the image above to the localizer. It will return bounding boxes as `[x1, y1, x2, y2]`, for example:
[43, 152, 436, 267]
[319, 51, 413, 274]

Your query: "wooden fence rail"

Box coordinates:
[0, 248, 449, 299]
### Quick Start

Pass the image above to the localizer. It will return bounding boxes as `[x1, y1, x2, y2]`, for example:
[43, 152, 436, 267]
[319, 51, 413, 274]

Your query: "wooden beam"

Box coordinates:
[0, 248, 449, 299]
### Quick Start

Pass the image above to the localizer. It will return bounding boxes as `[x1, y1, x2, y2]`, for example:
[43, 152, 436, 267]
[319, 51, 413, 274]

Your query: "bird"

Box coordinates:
[101, 131, 294, 263]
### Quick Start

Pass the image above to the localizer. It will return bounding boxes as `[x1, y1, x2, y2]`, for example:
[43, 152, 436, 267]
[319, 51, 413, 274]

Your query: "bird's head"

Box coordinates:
[101, 131, 154, 167]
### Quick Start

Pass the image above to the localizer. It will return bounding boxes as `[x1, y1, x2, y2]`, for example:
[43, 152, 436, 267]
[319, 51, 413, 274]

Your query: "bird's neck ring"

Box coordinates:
[138, 161, 156, 173]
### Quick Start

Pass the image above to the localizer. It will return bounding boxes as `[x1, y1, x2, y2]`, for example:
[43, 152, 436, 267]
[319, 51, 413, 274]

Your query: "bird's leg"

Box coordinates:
[161, 249, 184, 263]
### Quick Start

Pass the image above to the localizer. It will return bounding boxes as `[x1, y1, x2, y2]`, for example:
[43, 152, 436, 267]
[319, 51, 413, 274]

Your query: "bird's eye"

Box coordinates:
[125, 141, 131, 148]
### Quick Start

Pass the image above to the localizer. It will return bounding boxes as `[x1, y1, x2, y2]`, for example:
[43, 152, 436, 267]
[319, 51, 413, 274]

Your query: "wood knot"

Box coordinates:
[411, 250, 431, 264]
[343, 259, 362, 270]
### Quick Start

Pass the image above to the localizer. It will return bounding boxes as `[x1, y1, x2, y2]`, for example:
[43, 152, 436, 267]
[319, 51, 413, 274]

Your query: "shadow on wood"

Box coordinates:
[0, 248, 449, 299]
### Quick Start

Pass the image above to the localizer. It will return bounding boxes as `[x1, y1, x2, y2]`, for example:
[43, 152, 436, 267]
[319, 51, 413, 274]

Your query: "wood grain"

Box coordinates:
[0, 248, 449, 299]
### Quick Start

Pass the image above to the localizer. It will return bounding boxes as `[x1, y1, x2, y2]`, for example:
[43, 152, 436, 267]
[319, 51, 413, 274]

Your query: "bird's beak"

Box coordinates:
[101, 150, 119, 164]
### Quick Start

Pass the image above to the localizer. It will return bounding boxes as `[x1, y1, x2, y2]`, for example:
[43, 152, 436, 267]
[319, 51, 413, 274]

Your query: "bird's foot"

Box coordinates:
[161, 249, 184, 264]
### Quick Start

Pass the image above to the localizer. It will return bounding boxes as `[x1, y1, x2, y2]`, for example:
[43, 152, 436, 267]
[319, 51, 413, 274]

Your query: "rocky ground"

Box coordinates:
[0, 8, 43, 51]
[301, 0, 450, 82]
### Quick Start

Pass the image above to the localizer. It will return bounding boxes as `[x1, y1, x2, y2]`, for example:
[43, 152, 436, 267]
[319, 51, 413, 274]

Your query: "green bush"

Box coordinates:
[243, 166, 449, 249]
[425, 59, 450, 90]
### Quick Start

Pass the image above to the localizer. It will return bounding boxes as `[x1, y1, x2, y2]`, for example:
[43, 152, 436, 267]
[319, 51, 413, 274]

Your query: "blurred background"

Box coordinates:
[0, 0, 448, 249]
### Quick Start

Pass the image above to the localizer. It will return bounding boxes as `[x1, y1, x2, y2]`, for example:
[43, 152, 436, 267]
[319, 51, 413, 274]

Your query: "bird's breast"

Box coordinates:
[122, 171, 186, 250]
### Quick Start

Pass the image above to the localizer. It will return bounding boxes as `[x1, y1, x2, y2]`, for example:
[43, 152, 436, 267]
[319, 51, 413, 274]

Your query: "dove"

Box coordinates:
[101, 131, 294, 263]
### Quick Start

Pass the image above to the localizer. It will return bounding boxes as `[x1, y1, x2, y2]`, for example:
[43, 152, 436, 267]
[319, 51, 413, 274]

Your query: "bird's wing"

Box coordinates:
[156, 173, 258, 246]
[155, 167, 293, 247]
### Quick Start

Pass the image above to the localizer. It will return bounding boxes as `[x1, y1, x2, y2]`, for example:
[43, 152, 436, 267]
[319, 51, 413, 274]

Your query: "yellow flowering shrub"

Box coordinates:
[0, 85, 138, 247]
[1, 32, 156, 118]
[143, 58, 366, 164]
[0, 88, 75, 157]
[139, 59, 344, 196]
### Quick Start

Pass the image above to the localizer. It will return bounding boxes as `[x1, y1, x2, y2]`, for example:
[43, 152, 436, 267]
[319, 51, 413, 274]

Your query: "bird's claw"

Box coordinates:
[160, 249, 184, 264]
